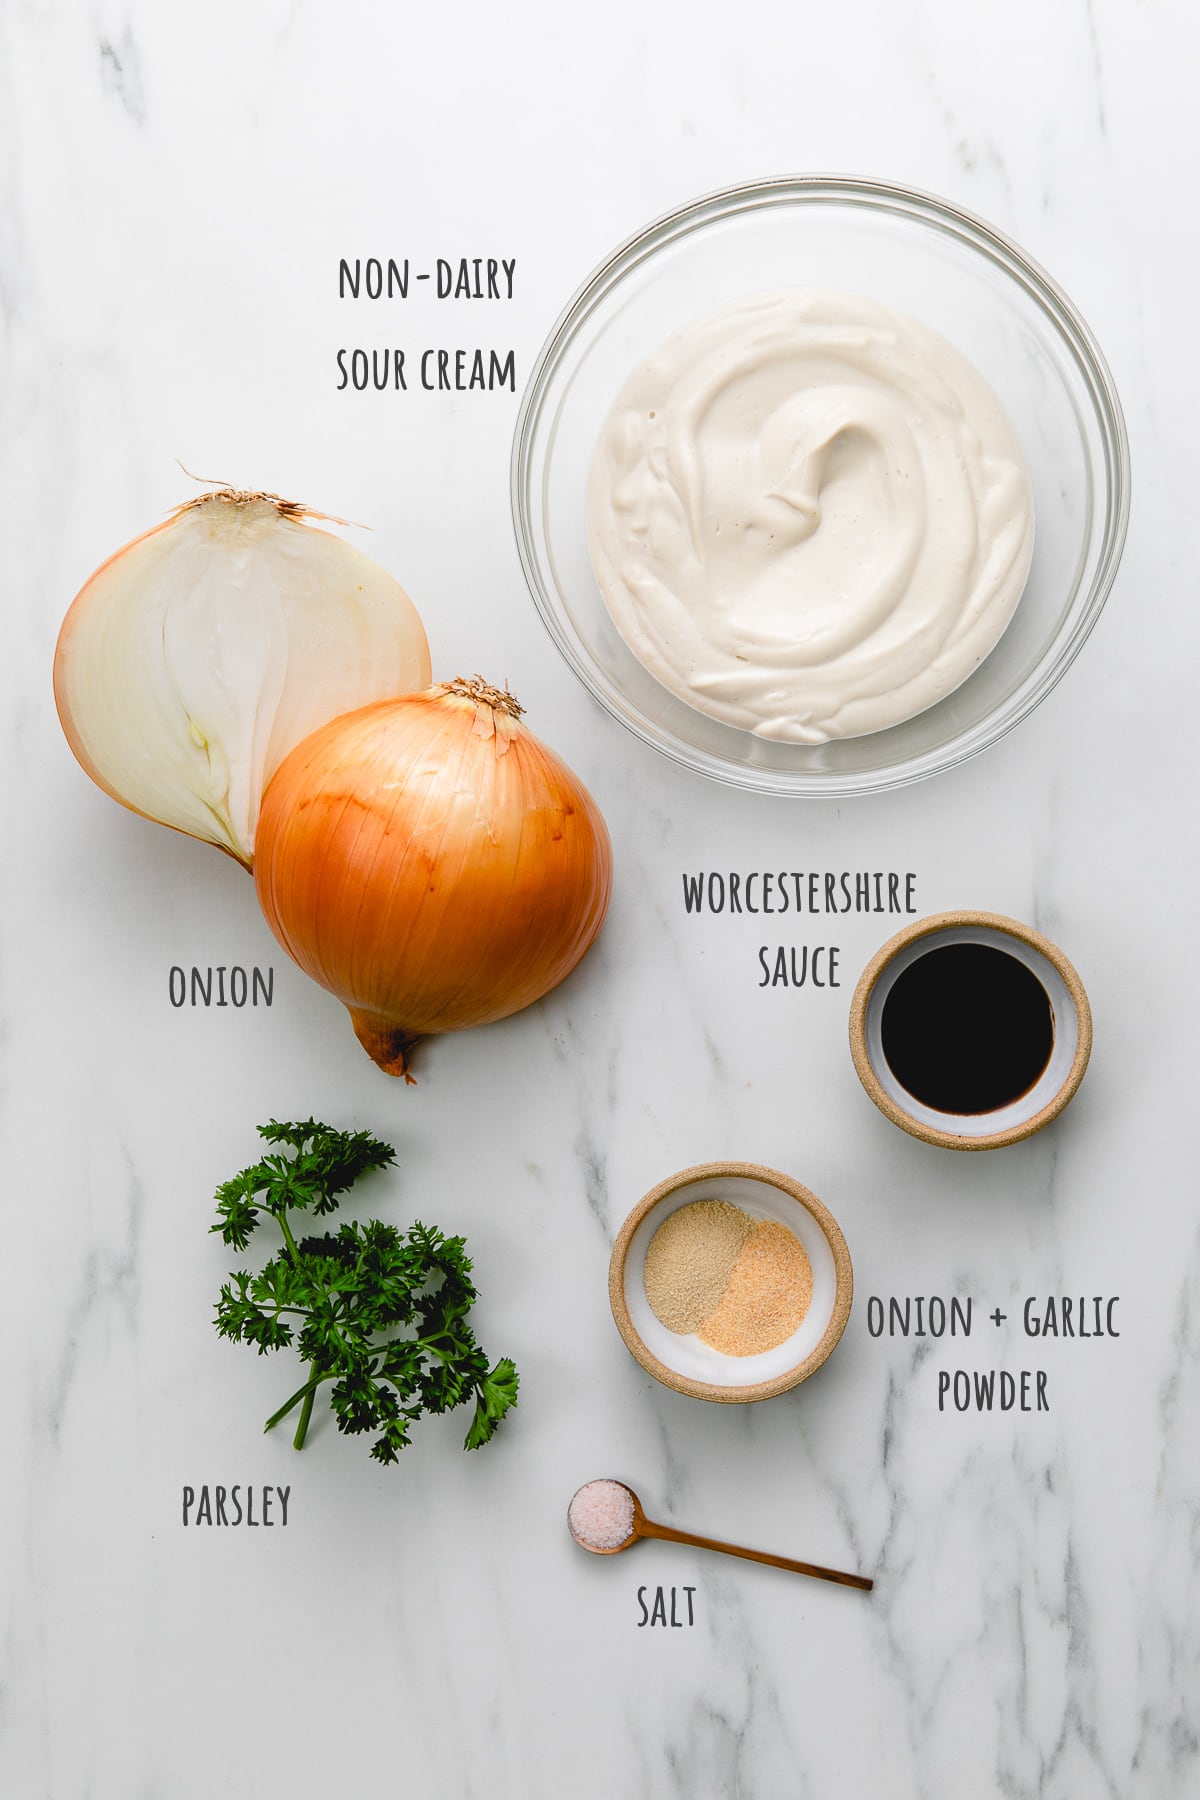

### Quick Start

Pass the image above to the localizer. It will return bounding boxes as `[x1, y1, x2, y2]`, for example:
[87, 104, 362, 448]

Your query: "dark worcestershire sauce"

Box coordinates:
[880, 943, 1054, 1115]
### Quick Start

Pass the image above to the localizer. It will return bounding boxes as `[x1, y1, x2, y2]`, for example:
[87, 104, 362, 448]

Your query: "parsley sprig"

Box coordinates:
[212, 1120, 519, 1465]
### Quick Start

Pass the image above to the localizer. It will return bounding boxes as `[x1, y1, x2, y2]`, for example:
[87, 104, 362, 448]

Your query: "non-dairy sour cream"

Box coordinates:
[585, 289, 1035, 743]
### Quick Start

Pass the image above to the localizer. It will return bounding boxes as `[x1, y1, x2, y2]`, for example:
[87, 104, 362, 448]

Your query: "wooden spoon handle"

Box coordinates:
[639, 1518, 873, 1591]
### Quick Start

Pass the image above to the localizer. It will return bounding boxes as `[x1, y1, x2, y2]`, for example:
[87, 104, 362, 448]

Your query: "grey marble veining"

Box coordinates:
[0, 1, 1196, 1795]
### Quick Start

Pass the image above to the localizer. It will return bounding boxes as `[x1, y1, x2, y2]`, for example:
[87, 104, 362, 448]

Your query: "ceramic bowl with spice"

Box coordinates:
[849, 910, 1092, 1151]
[609, 1162, 853, 1403]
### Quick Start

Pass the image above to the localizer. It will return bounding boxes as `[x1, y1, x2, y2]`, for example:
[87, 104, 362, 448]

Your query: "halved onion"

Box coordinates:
[53, 488, 431, 867]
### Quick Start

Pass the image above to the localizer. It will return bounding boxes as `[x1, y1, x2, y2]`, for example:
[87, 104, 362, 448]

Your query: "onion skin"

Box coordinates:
[253, 681, 613, 1080]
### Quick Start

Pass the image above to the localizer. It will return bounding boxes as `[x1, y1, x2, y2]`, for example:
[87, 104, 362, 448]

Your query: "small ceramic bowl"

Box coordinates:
[849, 910, 1092, 1151]
[608, 1161, 853, 1403]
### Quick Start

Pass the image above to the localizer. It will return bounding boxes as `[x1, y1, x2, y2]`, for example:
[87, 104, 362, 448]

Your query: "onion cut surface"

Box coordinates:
[53, 490, 431, 867]
[253, 679, 613, 1079]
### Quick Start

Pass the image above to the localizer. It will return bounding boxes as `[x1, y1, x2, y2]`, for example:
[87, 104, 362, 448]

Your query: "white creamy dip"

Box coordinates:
[586, 290, 1035, 742]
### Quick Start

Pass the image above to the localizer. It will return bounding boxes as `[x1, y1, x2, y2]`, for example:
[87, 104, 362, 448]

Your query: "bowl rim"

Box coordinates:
[608, 1159, 854, 1402]
[848, 909, 1093, 1150]
[511, 172, 1132, 798]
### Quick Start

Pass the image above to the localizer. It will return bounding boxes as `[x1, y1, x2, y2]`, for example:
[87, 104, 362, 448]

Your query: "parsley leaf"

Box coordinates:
[211, 1121, 518, 1464]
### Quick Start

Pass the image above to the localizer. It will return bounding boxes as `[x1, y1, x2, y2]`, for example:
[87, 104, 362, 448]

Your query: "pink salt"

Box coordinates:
[569, 1479, 634, 1550]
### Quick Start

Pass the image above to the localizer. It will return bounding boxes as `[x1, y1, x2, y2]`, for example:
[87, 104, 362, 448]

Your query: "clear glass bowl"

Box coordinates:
[511, 176, 1130, 797]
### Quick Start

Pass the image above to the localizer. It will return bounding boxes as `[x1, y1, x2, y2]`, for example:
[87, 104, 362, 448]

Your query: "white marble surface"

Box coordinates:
[2, 3, 1196, 1795]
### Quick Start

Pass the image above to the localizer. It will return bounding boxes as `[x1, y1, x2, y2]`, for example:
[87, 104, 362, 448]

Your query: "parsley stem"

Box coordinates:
[294, 1375, 318, 1451]
[263, 1369, 328, 1432]
[277, 1208, 306, 1268]
[268, 1203, 328, 1449]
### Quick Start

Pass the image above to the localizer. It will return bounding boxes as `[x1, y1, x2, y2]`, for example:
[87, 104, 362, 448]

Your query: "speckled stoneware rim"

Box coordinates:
[848, 910, 1093, 1151]
[608, 1161, 854, 1404]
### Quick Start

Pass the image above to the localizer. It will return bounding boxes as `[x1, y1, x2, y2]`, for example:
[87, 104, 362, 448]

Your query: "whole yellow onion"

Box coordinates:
[253, 677, 613, 1080]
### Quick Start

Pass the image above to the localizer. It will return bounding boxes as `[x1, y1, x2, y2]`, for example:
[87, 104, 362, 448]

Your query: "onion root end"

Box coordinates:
[349, 1011, 423, 1083]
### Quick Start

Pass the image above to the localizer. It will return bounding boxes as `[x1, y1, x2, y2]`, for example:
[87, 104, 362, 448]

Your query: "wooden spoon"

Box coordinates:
[568, 1480, 873, 1592]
